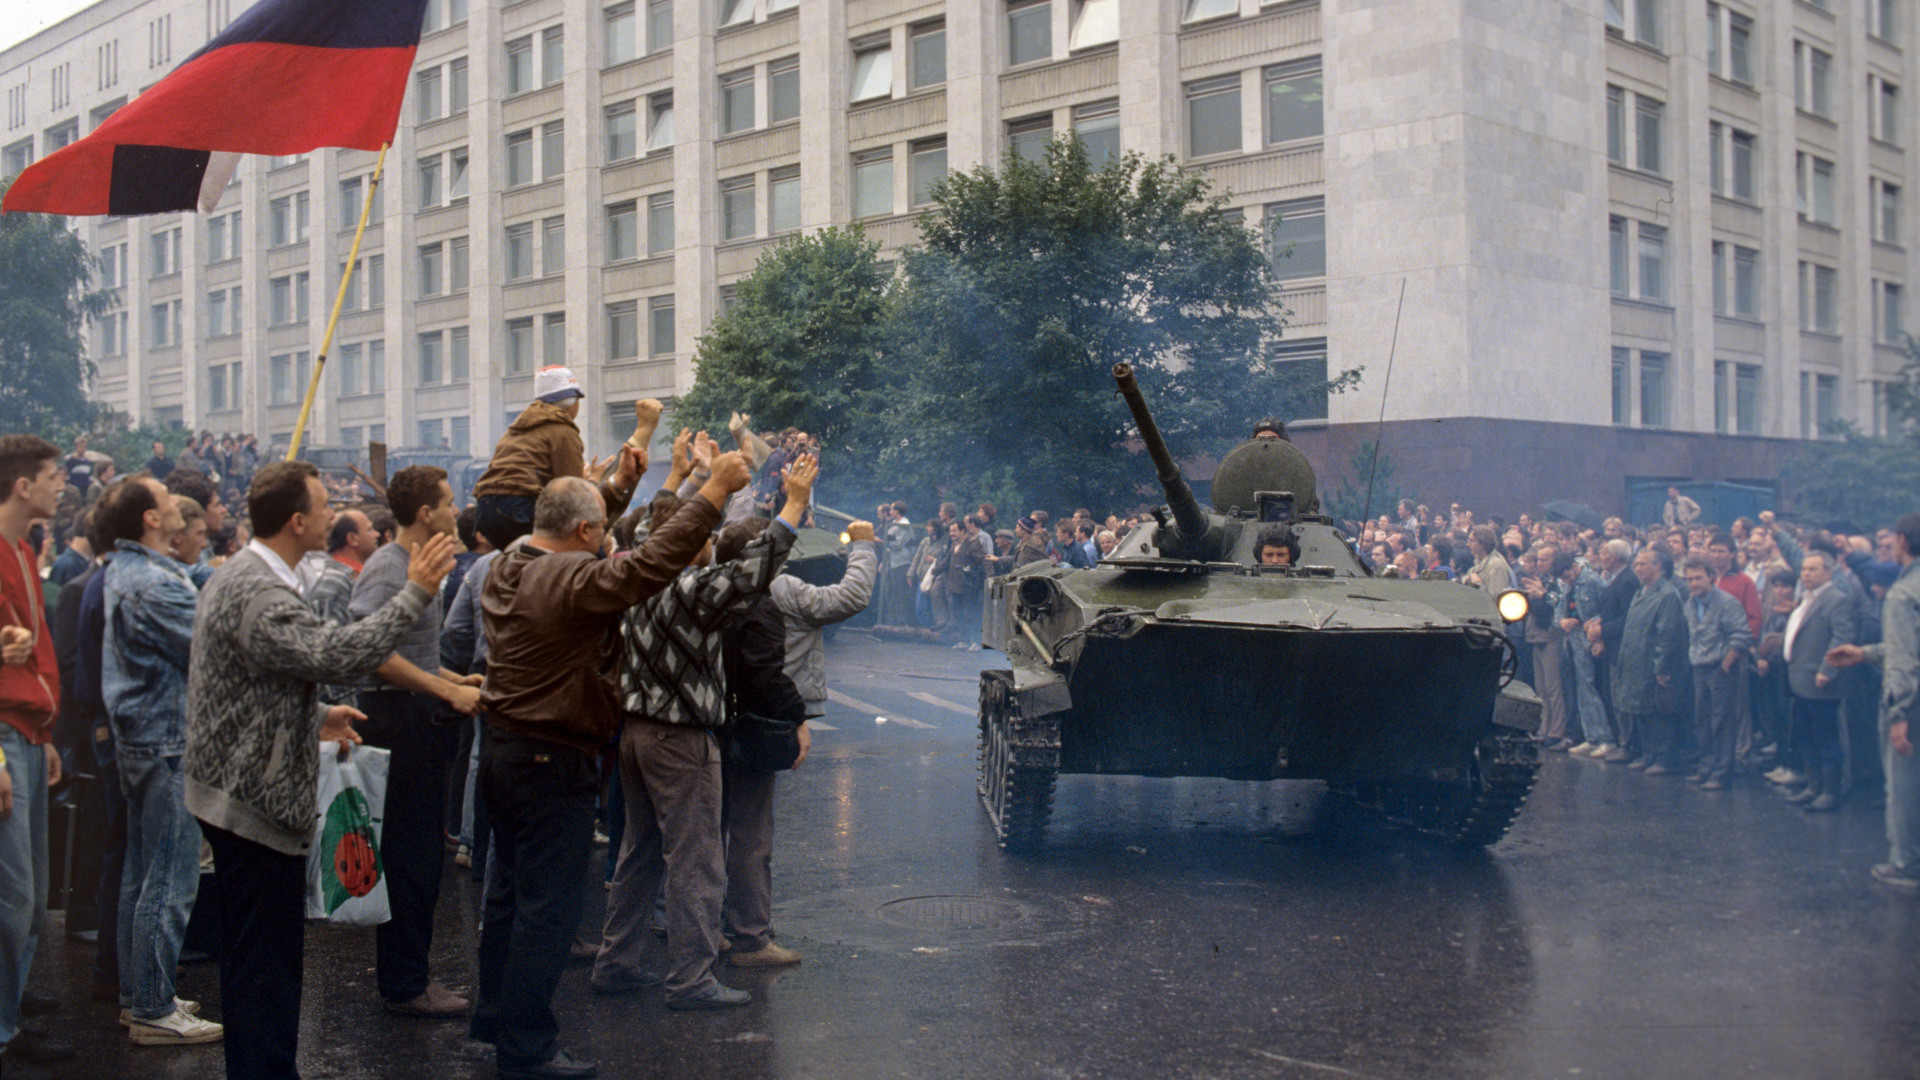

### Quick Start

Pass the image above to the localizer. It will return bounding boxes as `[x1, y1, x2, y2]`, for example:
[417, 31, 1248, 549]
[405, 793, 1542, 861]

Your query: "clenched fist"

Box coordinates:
[708, 451, 752, 494]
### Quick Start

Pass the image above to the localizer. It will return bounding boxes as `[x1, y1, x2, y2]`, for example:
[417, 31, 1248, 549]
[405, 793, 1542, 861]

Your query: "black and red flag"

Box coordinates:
[3, 0, 428, 217]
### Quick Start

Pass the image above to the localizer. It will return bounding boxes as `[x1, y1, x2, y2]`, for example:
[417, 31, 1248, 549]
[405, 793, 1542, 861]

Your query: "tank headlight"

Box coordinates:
[839, 531, 852, 545]
[1496, 590, 1529, 624]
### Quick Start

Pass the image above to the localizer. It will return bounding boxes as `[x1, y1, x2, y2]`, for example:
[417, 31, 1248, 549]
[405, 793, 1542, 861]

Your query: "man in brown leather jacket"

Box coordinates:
[471, 447, 752, 1080]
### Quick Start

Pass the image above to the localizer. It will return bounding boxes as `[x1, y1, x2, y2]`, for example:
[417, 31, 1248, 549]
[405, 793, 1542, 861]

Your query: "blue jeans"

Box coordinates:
[116, 752, 201, 1019]
[0, 726, 49, 1051]
[1565, 639, 1614, 745]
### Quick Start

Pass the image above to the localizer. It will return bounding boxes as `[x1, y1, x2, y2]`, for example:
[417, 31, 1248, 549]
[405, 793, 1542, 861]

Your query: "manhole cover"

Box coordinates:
[875, 895, 1027, 932]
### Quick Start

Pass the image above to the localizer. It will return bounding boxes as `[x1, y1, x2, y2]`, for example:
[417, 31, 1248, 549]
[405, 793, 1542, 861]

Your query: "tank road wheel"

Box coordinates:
[1386, 729, 1541, 848]
[977, 670, 1061, 853]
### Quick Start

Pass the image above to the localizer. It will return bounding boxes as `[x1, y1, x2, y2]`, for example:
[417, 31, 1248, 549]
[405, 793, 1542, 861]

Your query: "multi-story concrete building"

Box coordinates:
[0, 0, 1913, 511]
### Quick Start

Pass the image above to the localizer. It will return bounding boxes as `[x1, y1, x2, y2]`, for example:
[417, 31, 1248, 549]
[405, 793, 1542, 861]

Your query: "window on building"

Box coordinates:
[769, 165, 801, 232]
[368, 341, 386, 393]
[648, 295, 675, 356]
[100, 243, 125, 289]
[1709, 121, 1724, 196]
[1188, 75, 1242, 158]
[418, 418, 444, 449]
[207, 362, 232, 412]
[418, 331, 444, 384]
[1008, 115, 1052, 164]
[507, 129, 535, 186]
[721, 176, 755, 239]
[449, 57, 468, 113]
[0, 139, 30, 179]
[1712, 240, 1727, 315]
[506, 222, 535, 280]
[419, 242, 444, 296]
[1875, 0, 1898, 40]
[1074, 100, 1120, 168]
[269, 352, 294, 404]
[507, 36, 534, 94]
[149, 227, 182, 276]
[1186, 0, 1237, 21]
[448, 147, 469, 200]
[1609, 216, 1629, 295]
[753, 58, 795, 125]
[269, 273, 308, 323]
[537, 122, 564, 182]
[1879, 179, 1902, 243]
[720, 69, 756, 134]
[269, 192, 309, 246]
[338, 343, 362, 397]
[648, 92, 674, 151]
[1815, 372, 1839, 434]
[449, 415, 470, 455]
[1732, 245, 1758, 318]
[649, 0, 674, 51]
[1714, 360, 1731, 433]
[718, 285, 740, 317]
[608, 300, 639, 359]
[606, 2, 637, 65]
[853, 149, 893, 218]
[149, 300, 179, 346]
[207, 289, 228, 336]
[506, 317, 535, 374]
[910, 21, 946, 88]
[648, 193, 674, 254]
[851, 40, 891, 103]
[1728, 11, 1752, 84]
[1008, 1, 1052, 67]
[1072, 0, 1119, 49]
[607, 100, 637, 161]
[1265, 58, 1323, 145]
[1632, 0, 1660, 47]
[1707, 3, 1721, 74]
[449, 236, 469, 290]
[607, 200, 638, 260]
[1800, 261, 1838, 332]
[1796, 42, 1833, 116]
[1606, 85, 1625, 164]
[1635, 96, 1663, 174]
[1880, 79, 1900, 144]
[544, 312, 566, 364]
[1610, 346, 1632, 424]
[1798, 153, 1835, 224]
[1730, 129, 1755, 200]
[720, 0, 753, 28]
[1640, 351, 1669, 428]
[910, 137, 947, 207]
[542, 26, 564, 87]
[1883, 280, 1905, 342]
[541, 216, 565, 275]
[1637, 222, 1666, 302]
[1266, 198, 1326, 281]
[417, 66, 444, 123]
[1735, 363, 1759, 434]
[418, 155, 442, 209]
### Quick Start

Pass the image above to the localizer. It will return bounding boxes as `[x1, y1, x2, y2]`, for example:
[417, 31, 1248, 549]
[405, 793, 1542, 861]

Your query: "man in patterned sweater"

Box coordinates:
[183, 461, 458, 1080]
[593, 454, 815, 1017]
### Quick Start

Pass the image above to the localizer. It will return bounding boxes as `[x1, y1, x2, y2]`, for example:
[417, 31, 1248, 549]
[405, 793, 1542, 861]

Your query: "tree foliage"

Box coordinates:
[1782, 338, 1920, 530]
[884, 138, 1354, 512]
[0, 185, 112, 433]
[1323, 441, 1413, 524]
[675, 227, 896, 501]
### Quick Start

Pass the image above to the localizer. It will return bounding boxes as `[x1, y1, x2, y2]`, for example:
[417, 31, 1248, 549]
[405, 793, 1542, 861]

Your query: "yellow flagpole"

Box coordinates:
[285, 141, 389, 462]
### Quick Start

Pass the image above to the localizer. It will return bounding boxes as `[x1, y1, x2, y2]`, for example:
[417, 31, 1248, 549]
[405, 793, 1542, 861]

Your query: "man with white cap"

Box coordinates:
[473, 366, 598, 551]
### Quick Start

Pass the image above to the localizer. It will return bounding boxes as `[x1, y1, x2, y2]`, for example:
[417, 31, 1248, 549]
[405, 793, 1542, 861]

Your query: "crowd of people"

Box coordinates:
[1, 380, 1916, 1078]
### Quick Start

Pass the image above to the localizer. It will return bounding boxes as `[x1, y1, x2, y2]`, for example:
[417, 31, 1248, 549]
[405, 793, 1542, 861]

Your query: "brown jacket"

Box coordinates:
[479, 492, 722, 751]
[474, 400, 586, 499]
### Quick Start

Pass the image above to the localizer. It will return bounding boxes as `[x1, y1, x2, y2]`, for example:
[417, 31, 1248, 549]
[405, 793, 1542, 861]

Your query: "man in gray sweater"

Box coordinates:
[184, 461, 457, 1080]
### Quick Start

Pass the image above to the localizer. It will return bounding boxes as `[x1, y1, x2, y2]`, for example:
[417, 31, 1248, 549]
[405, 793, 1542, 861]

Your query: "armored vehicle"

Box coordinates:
[976, 364, 1542, 851]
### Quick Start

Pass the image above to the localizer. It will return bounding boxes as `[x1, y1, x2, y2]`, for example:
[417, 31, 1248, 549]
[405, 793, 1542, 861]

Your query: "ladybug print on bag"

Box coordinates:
[320, 787, 384, 912]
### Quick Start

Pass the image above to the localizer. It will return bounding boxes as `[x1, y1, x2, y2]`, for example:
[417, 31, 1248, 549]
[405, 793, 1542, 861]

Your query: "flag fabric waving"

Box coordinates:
[3, 0, 429, 217]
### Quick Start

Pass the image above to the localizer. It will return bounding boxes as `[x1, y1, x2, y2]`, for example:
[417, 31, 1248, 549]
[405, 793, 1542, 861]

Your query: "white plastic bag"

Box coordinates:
[305, 741, 393, 926]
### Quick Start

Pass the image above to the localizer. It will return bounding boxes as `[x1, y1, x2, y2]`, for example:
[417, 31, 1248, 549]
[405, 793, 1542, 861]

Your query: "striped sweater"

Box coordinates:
[184, 548, 431, 855]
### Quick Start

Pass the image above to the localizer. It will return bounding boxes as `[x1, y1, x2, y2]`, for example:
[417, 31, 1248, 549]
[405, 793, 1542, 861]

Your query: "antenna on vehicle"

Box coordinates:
[1362, 278, 1408, 525]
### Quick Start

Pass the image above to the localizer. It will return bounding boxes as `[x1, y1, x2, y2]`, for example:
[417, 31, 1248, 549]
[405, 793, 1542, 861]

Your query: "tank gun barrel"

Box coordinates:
[1112, 363, 1208, 542]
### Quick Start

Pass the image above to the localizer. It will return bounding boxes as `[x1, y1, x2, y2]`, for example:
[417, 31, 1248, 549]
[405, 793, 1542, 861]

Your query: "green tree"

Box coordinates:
[1781, 338, 1920, 529]
[884, 138, 1355, 513]
[676, 227, 896, 501]
[0, 182, 111, 432]
[1323, 441, 1413, 524]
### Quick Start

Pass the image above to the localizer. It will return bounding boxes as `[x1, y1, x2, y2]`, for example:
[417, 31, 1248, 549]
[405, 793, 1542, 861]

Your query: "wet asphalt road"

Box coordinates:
[17, 633, 1920, 1080]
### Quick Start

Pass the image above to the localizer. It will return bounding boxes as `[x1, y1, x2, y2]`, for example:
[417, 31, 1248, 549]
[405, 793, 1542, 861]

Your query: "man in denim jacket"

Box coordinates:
[99, 477, 223, 1047]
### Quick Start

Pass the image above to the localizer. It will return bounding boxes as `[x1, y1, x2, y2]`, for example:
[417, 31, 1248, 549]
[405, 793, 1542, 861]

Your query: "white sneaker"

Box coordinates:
[120, 998, 201, 1027]
[1765, 767, 1802, 785]
[1586, 743, 1615, 758]
[1567, 742, 1593, 755]
[128, 1007, 223, 1046]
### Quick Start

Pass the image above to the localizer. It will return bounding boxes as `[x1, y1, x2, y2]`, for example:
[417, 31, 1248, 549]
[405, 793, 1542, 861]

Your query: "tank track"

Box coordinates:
[1349, 728, 1540, 848]
[976, 670, 1061, 853]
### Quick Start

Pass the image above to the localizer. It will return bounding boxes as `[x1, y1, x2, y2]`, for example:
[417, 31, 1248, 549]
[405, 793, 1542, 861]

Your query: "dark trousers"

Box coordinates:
[1845, 667, 1885, 793]
[1794, 695, 1845, 775]
[356, 690, 452, 1003]
[93, 750, 127, 985]
[475, 495, 538, 554]
[473, 730, 598, 1069]
[1692, 664, 1741, 782]
[204, 824, 305, 1080]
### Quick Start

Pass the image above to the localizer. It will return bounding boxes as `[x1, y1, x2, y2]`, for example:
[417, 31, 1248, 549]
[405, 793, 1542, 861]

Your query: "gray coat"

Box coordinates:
[1612, 576, 1687, 716]
[1684, 585, 1752, 668]
[1866, 560, 1920, 729]
[1786, 584, 1856, 701]
[769, 540, 878, 716]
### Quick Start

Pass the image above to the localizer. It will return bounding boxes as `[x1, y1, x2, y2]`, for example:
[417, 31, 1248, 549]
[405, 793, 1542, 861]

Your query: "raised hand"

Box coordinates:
[691, 431, 717, 472]
[583, 454, 613, 484]
[708, 451, 752, 494]
[845, 521, 876, 543]
[671, 428, 692, 476]
[782, 454, 818, 506]
[611, 444, 647, 491]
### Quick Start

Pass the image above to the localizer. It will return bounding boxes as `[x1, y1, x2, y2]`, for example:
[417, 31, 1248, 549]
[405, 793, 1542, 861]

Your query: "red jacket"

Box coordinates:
[1718, 571, 1763, 637]
[0, 536, 58, 744]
